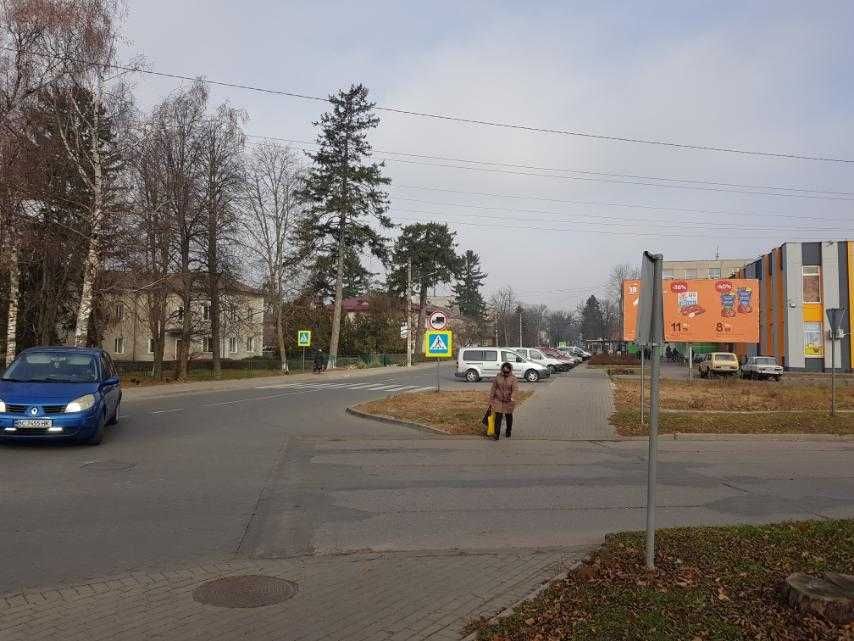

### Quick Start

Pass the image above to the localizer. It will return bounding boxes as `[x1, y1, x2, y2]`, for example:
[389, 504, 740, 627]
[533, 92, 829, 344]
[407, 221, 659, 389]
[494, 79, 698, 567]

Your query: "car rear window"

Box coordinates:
[3, 352, 98, 383]
[483, 350, 497, 361]
[462, 350, 484, 361]
[755, 357, 776, 365]
[715, 354, 737, 362]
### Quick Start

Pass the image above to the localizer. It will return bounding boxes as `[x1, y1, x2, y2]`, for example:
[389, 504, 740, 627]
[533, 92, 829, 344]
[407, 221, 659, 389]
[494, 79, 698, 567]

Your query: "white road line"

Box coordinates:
[343, 383, 377, 389]
[151, 408, 183, 415]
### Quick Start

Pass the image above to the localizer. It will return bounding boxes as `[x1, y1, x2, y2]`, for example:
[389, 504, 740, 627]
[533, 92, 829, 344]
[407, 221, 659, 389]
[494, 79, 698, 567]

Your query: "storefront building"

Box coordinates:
[735, 241, 853, 372]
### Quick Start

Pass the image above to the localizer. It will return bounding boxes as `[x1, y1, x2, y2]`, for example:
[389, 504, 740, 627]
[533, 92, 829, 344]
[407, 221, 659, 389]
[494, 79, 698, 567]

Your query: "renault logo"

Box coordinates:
[29, 407, 38, 416]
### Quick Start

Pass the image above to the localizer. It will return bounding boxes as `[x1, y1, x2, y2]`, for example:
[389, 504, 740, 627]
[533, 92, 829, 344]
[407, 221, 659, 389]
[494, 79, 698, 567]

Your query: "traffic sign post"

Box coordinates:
[636, 251, 664, 570]
[826, 308, 847, 417]
[424, 330, 453, 392]
[297, 330, 312, 372]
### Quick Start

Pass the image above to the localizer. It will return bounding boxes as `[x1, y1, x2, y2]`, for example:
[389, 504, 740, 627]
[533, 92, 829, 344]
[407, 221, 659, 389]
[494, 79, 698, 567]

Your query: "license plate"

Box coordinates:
[14, 419, 52, 428]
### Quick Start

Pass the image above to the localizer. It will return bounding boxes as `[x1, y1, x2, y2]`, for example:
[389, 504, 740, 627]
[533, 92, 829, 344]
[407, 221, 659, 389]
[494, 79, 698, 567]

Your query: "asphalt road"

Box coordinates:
[1, 363, 852, 597]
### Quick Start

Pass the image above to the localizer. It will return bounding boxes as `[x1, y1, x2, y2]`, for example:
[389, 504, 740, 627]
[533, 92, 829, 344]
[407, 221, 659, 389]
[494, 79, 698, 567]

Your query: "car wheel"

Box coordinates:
[524, 369, 540, 383]
[465, 369, 480, 383]
[774, 375, 781, 382]
[107, 402, 120, 426]
[84, 412, 106, 446]
[548, 365, 556, 374]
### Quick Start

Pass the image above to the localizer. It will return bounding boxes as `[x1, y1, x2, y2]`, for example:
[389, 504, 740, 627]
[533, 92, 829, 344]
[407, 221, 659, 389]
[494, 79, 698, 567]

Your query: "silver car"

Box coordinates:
[741, 356, 783, 381]
[455, 347, 551, 383]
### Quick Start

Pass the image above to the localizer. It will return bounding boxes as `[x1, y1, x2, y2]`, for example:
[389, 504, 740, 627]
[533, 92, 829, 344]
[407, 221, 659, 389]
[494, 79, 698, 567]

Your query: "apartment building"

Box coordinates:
[735, 241, 853, 372]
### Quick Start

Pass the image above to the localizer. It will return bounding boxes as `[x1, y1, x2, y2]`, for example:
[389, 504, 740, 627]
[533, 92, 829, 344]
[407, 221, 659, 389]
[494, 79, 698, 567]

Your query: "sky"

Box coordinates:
[119, 0, 854, 311]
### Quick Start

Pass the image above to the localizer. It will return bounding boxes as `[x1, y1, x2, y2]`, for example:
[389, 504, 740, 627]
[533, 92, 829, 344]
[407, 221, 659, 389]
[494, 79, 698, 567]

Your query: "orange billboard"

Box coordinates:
[623, 278, 760, 343]
[622, 279, 641, 341]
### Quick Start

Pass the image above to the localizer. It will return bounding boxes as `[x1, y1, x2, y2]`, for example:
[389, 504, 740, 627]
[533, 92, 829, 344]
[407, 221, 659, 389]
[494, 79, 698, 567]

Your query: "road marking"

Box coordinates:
[151, 408, 183, 415]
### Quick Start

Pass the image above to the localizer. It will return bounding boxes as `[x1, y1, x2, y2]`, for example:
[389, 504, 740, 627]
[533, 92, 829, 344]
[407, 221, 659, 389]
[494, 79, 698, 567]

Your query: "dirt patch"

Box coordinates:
[468, 519, 854, 641]
[613, 377, 854, 412]
[353, 389, 534, 435]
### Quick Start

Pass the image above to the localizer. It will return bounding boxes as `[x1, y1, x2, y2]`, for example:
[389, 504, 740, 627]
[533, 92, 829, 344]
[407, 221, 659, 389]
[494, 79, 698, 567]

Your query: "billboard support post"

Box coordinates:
[687, 344, 693, 380]
[636, 251, 664, 570]
[640, 349, 645, 425]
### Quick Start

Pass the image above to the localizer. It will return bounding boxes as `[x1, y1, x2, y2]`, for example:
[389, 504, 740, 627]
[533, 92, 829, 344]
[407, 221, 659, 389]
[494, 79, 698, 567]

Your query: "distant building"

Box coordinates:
[662, 258, 750, 280]
[735, 241, 853, 372]
[99, 273, 264, 362]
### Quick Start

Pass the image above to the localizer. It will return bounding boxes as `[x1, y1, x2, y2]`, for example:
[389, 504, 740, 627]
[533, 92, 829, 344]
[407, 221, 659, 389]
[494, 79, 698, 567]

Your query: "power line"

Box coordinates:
[4, 44, 854, 164]
[391, 183, 853, 225]
[249, 134, 853, 198]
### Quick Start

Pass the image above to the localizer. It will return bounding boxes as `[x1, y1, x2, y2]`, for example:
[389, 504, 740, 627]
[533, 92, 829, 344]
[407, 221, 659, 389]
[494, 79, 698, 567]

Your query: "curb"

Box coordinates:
[460, 561, 582, 641]
[345, 406, 458, 436]
[617, 432, 854, 442]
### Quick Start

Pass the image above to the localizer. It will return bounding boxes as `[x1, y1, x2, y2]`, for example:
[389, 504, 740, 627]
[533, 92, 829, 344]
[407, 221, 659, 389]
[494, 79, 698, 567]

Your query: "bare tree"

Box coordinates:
[489, 286, 516, 346]
[199, 102, 245, 379]
[238, 142, 305, 372]
[608, 263, 640, 342]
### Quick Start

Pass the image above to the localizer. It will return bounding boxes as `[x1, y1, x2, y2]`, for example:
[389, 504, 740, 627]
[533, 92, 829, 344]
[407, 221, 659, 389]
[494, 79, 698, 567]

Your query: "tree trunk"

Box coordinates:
[178, 285, 191, 380]
[207, 196, 221, 379]
[4, 243, 19, 366]
[328, 213, 346, 369]
[72, 76, 103, 347]
[275, 301, 288, 373]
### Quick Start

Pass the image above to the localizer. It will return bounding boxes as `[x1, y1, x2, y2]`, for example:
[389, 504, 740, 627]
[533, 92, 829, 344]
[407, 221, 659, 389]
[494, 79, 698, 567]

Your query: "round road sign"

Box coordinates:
[429, 311, 447, 330]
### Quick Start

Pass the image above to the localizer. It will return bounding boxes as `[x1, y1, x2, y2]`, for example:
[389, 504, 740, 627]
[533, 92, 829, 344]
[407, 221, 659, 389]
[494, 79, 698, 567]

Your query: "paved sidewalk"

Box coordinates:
[0, 549, 584, 641]
[514, 366, 616, 440]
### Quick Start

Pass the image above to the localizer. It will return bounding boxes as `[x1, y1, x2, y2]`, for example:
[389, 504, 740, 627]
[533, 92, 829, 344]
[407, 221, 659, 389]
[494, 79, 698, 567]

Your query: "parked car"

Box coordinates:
[741, 356, 783, 381]
[0, 347, 121, 445]
[539, 347, 579, 370]
[513, 347, 568, 373]
[697, 352, 740, 378]
[455, 347, 551, 383]
[560, 346, 591, 361]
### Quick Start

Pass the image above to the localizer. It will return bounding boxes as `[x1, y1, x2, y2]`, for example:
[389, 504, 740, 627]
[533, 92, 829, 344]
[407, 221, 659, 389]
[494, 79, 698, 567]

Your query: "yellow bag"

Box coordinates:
[486, 413, 496, 437]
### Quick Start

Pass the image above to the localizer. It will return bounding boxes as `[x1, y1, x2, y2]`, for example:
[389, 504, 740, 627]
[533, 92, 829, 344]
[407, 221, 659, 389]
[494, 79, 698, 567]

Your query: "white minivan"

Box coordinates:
[455, 347, 551, 383]
[513, 347, 567, 374]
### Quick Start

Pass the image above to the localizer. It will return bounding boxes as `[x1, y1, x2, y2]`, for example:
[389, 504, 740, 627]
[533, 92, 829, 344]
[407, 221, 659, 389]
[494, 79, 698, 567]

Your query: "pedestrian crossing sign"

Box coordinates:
[424, 330, 453, 358]
[297, 330, 312, 347]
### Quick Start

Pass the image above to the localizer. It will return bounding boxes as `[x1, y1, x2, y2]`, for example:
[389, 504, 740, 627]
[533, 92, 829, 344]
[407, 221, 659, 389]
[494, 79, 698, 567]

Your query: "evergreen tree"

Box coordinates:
[305, 246, 373, 300]
[579, 295, 605, 341]
[452, 250, 487, 320]
[387, 223, 462, 350]
[297, 84, 391, 367]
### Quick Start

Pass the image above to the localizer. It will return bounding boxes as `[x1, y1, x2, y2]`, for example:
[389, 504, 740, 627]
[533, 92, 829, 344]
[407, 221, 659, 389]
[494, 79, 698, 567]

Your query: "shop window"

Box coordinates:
[803, 322, 824, 357]
[802, 266, 821, 304]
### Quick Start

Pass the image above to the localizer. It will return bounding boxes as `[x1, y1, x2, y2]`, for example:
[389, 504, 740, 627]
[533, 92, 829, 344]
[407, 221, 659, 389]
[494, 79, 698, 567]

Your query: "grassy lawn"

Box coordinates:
[353, 389, 534, 435]
[467, 519, 854, 641]
[611, 378, 854, 436]
[121, 368, 286, 386]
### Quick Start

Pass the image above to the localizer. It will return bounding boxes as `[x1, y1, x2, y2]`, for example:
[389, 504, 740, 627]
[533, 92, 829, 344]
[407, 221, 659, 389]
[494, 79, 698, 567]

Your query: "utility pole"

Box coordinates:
[406, 258, 413, 367]
[517, 305, 523, 347]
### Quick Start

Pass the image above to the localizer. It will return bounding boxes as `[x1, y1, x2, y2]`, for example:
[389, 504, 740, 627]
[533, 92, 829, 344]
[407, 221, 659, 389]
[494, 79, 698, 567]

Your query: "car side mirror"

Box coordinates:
[102, 376, 119, 387]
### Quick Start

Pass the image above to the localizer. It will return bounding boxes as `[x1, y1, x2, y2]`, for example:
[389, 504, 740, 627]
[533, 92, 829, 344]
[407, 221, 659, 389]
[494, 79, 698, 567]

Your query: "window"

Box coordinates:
[529, 350, 544, 360]
[229, 337, 238, 353]
[245, 336, 254, 352]
[684, 269, 698, 279]
[147, 338, 156, 354]
[501, 350, 520, 363]
[115, 304, 124, 321]
[176, 306, 184, 321]
[114, 337, 125, 354]
[708, 268, 721, 279]
[202, 304, 210, 321]
[804, 322, 823, 357]
[802, 266, 821, 303]
[102, 353, 117, 378]
[463, 350, 484, 361]
[482, 350, 497, 361]
[203, 337, 213, 352]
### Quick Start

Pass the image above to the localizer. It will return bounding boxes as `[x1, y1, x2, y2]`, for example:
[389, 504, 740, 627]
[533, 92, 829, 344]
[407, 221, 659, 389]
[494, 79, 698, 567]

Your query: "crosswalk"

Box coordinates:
[255, 381, 435, 394]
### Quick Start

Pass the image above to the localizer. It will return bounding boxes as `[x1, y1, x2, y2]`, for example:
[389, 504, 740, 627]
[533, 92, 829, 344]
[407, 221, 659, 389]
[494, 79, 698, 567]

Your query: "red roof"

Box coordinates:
[341, 297, 371, 312]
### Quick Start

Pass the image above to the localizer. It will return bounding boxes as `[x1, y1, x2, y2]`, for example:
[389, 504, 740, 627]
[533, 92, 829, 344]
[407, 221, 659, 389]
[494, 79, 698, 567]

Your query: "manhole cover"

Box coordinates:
[80, 460, 135, 472]
[192, 575, 298, 608]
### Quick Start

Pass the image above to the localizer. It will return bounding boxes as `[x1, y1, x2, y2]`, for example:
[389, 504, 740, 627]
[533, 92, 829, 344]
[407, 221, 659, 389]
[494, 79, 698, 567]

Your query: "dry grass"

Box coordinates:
[613, 377, 854, 412]
[612, 409, 854, 436]
[353, 389, 534, 435]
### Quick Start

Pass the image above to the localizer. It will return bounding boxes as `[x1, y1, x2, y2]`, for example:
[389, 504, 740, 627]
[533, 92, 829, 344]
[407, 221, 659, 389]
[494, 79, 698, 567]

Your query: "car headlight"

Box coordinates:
[65, 394, 96, 413]
[0, 400, 5, 413]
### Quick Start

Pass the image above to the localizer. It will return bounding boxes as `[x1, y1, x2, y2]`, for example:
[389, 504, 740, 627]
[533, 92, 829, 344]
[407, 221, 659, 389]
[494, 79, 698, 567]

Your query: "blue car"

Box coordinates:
[0, 347, 121, 445]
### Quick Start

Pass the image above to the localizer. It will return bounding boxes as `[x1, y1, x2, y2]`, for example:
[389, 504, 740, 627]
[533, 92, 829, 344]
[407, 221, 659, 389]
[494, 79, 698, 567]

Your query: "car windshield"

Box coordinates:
[754, 357, 777, 365]
[2, 352, 98, 383]
[716, 354, 738, 362]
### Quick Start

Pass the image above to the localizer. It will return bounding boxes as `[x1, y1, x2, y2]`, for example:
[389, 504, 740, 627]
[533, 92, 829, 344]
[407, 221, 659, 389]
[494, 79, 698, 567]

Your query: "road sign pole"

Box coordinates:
[687, 344, 693, 381]
[646, 255, 663, 570]
[831, 337, 837, 416]
[302, 347, 305, 372]
[436, 358, 440, 393]
[640, 349, 645, 425]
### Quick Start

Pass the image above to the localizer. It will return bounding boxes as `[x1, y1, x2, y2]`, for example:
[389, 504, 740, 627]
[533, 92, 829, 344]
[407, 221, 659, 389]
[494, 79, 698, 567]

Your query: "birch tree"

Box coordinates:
[239, 142, 305, 373]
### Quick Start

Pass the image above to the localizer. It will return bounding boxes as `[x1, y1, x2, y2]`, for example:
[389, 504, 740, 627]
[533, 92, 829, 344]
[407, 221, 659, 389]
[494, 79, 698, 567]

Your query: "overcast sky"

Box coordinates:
[120, 1, 854, 310]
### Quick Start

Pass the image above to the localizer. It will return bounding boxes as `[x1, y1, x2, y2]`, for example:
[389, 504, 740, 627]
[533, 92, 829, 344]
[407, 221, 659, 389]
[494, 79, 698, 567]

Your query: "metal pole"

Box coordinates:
[640, 349, 645, 425]
[831, 337, 837, 417]
[687, 344, 692, 381]
[645, 257, 663, 570]
[519, 310, 523, 347]
[302, 347, 305, 372]
[407, 258, 412, 368]
[435, 358, 440, 393]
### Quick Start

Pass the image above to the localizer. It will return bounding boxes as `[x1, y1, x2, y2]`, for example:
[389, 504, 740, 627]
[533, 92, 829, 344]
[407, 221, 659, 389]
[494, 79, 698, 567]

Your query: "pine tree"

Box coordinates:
[298, 84, 391, 367]
[580, 295, 605, 341]
[452, 250, 487, 320]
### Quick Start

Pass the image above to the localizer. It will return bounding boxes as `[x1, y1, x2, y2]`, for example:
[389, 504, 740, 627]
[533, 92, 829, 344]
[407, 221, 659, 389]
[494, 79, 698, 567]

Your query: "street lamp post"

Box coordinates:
[406, 258, 412, 367]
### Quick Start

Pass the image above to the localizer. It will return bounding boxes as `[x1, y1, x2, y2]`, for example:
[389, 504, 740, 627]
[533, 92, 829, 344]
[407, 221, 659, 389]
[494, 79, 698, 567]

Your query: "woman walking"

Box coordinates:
[489, 362, 518, 440]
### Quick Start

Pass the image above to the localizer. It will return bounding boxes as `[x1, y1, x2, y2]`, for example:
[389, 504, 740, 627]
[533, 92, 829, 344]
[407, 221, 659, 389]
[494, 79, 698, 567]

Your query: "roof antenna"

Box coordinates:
[715, 245, 720, 260]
